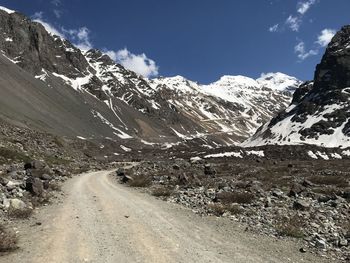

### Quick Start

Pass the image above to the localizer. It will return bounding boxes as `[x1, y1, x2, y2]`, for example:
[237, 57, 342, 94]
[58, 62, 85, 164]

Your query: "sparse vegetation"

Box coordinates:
[308, 175, 348, 187]
[0, 147, 30, 164]
[226, 204, 244, 214]
[152, 186, 173, 197]
[128, 175, 152, 187]
[276, 214, 305, 239]
[208, 203, 226, 216]
[8, 207, 33, 219]
[0, 224, 18, 252]
[216, 191, 255, 204]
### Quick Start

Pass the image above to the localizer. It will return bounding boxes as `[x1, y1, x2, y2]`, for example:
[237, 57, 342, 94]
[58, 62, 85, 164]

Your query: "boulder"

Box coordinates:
[9, 198, 26, 210]
[40, 174, 52, 180]
[25, 177, 44, 196]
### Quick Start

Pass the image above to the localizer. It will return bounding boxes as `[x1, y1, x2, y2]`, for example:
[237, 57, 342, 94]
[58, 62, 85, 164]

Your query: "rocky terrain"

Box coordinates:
[0, 119, 116, 250]
[0, 3, 350, 262]
[245, 25, 350, 148]
[117, 152, 350, 261]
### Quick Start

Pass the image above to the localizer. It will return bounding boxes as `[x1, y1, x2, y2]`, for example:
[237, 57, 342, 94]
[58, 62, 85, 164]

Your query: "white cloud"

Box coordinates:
[294, 41, 318, 60]
[269, 24, 279, 32]
[297, 0, 316, 15]
[32, 12, 92, 50]
[53, 9, 62, 18]
[31, 12, 158, 77]
[51, 0, 61, 6]
[316, 28, 336, 47]
[285, 15, 301, 32]
[270, 0, 319, 33]
[65, 27, 93, 51]
[32, 12, 66, 38]
[106, 48, 159, 78]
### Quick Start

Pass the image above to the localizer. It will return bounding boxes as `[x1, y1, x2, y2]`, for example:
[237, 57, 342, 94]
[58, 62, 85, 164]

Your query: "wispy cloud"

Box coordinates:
[285, 15, 301, 32]
[63, 27, 93, 51]
[297, 0, 316, 15]
[269, 24, 279, 32]
[105, 48, 159, 78]
[51, 0, 61, 7]
[316, 28, 336, 47]
[294, 41, 318, 60]
[295, 28, 336, 61]
[32, 12, 91, 50]
[53, 9, 62, 18]
[269, 0, 319, 33]
[32, 12, 65, 38]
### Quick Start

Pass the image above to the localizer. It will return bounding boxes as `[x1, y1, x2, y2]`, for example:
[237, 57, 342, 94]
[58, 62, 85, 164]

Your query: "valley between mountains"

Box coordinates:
[0, 4, 350, 263]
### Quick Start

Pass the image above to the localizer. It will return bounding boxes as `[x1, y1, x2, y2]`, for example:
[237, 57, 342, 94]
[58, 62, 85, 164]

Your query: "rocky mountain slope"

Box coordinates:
[245, 25, 350, 148]
[0, 6, 300, 148]
[149, 73, 300, 143]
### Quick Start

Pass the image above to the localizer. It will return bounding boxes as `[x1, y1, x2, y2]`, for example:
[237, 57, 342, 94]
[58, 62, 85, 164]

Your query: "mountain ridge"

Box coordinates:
[244, 25, 350, 148]
[0, 6, 300, 149]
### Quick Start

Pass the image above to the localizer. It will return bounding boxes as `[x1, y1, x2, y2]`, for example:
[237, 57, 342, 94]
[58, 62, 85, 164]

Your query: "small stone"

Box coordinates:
[315, 239, 327, 249]
[293, 199, 310, 210]
[339, 238, 348, 247]
[299, 247, 307, 253]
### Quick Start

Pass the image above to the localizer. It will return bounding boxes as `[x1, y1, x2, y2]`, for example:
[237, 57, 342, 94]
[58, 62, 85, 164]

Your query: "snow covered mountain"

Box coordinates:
[0, 6, 300, 148]
[244, 25, 350, 148]
[149, 73, 300, 143]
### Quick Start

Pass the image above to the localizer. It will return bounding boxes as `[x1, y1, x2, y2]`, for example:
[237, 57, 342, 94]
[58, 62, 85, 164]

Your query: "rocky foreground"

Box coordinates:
[117, 155, 350, 261]
[0, 120, 116, 252]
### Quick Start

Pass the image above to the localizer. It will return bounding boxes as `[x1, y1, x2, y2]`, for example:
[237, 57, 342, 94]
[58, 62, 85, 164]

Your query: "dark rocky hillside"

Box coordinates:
[245, 25, 350, 148]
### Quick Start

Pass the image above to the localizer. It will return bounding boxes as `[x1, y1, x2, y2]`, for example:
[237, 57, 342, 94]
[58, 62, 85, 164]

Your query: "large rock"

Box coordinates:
[25, 177, 44, 196]
[9, 198, 26, 210]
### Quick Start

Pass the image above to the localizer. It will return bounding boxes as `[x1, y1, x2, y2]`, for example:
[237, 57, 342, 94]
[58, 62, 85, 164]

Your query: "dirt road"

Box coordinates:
[2, 170, 327, 263]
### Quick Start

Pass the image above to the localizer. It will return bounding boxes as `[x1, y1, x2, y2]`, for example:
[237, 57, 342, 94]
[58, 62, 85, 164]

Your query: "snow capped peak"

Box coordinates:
[257, 72, 302, 92]
[213, 75, 259, 88]
[149, 75, 199, 93]
[0, 5, 15, 14]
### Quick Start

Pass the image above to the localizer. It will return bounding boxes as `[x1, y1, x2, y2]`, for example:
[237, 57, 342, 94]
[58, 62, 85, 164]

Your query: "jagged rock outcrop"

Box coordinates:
[244, 25, 350, 148]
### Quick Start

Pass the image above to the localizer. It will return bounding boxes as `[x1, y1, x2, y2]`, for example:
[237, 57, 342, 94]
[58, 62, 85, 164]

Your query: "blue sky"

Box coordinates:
[1, 0, 349, 83]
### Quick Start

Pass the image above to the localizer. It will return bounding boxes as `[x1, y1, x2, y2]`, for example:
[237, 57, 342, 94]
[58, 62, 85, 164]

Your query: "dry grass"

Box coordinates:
[216, 191, 255, 204]
[308, 175, 348, 187]
[0, 224, 18, 252]
[276, 214, 305, 238]
[128, 175, 152, 187]
[152, 186, 173, 197]
[208, 203, 226, 216]
[8, 207, 33, 219]
[226, 204, 244, 214]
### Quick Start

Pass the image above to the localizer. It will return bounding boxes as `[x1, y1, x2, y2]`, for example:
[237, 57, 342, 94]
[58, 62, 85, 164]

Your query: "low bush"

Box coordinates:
[309, 175, 348, 187]
[275, 214, 304, 238]
[152, 186, 173, 197]
[128, 175, 152, 187]
[208, 203, 226, 216]
[216, 191, 255, 204]
[8, 207, 33, 219]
